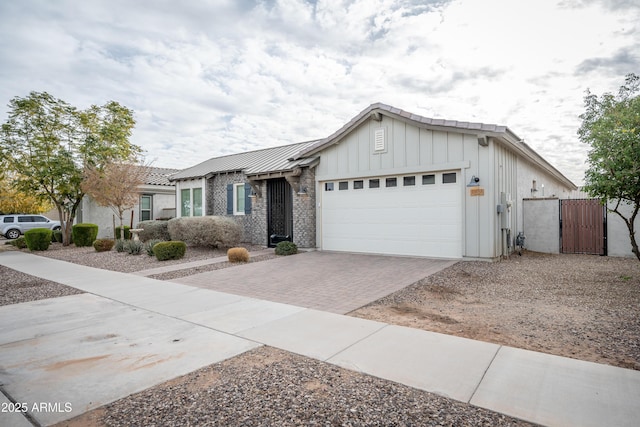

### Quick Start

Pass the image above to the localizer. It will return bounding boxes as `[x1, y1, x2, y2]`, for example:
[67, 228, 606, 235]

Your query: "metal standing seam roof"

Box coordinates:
[169, 140, 321, 181]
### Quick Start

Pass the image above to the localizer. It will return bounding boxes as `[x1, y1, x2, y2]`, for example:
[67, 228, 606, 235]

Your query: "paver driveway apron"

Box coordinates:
[173, 251, 458, 314]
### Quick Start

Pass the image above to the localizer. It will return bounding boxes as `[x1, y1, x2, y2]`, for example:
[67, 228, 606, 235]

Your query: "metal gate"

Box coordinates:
[267, 178, 293, 247]
[560, 199, 606, 255]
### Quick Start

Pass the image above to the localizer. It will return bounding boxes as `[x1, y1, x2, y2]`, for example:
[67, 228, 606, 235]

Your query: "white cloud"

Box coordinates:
[1, 0, 638, 183]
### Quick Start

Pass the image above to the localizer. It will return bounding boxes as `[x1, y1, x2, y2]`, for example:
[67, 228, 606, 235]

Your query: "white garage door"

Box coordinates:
[321, 171, 462, 258]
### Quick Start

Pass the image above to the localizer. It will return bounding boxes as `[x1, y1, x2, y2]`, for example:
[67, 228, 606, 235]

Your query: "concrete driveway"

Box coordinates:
[173, 251, 457, 314]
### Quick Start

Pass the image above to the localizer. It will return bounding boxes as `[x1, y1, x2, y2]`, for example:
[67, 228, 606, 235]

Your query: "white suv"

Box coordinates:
[0, 214, 61, 239]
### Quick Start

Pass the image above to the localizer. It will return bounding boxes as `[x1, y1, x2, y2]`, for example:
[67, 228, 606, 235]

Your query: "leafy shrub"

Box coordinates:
[115, 239, 127, 253]
[9, 237, 27, 249]
[145, 239, 163, 256]
[137, 220, 171, 242]
[154, 241, 187, 261]
[167, 216, 241, 248]
[93, 238, 115, 252]
[73, 223, 99, 247]
[114, 226, 131, 240]
[126, 240, 144, 255]
[228, 247, 250, 263]
[24, 228, 52, 251]
[51, 230, 66, 243]
[275, 241, 298, 256]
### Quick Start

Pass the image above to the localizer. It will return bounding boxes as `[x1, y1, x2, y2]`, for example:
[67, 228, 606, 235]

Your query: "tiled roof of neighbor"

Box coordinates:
[143, 167, 181, 186]
[169, 140, 320, 181]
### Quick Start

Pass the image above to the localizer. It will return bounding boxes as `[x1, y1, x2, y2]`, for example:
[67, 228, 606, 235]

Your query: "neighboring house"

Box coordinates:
[171, 103, 577, 260]
[77, 166, 180, 238]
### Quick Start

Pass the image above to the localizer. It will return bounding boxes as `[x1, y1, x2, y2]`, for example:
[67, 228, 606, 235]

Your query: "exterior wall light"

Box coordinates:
[467, 175, 480, 187]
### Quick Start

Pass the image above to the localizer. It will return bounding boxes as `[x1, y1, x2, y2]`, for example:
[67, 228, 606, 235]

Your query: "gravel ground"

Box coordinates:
[0, 264, 83, 306]
[30, 242, 267, 273]
[351, 251, 640, 370]
[57, 346, 533, 427]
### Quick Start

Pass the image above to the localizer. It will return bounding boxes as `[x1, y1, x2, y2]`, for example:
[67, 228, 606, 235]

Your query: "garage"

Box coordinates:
[320, 171, 462, 258]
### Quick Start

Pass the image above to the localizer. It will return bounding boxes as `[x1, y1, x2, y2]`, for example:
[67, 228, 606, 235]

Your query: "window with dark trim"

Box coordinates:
[422, 174, 435, 185]
[386, 177, 397, 187]
[339, 181, 348, 190]
[325, 182, 334, 191]
[403, 176, 416, 186]
[443, 173, 457, 184]
[369, 179, 380, 188]
[354, 180, 364, 189]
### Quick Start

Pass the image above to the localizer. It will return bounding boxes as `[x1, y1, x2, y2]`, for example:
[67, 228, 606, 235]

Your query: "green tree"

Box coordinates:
[578, 73, 640, 261]
[0, 92, 142, 245]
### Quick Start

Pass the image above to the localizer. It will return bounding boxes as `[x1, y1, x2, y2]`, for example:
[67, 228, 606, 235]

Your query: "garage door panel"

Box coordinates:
[321, 173, 462, 258]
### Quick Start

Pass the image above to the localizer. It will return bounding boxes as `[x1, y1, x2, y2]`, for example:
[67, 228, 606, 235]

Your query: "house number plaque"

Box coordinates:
[470, 187, 485, 196]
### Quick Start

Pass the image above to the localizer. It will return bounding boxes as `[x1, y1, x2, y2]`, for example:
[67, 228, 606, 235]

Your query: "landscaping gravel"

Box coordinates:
[0, 264, 83, 306]
[59, 346, 533, 427]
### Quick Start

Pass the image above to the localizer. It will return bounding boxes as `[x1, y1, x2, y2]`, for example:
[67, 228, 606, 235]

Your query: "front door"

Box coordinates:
[267, 178, 293, 247]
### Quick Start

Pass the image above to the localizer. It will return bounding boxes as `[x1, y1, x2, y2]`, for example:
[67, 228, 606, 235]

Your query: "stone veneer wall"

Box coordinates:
[292, 167, 316, 248]
[206, 168, 316, 248]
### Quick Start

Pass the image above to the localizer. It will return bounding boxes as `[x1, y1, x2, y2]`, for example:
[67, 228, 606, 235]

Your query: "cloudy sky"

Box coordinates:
[1, 0, 638, 185]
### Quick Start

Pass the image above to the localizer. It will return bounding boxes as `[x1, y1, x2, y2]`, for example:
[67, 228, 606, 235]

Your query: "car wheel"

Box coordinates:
[53, 226, 61, 231]
[5, 229, 20, 239]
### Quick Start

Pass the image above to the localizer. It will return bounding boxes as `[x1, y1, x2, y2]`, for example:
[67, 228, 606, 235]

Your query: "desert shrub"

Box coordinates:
[126, 240, 144, 255]
[51, 230, 66, 243]
[9, 237, 27, 249]
[93, 238, 115, 252]
[24, 228, 52, 251]
[145, 239, 163, 256]
[167, 216, 241, 248]
[114, 226, 131, 240]
[137, 220, 171, 242]
[227, 247, 250, 263]
[154, 241, 186, 261]
[115, 239, 127, 253]
[275, 241, 298, 256]
[72, 223, 99, 247]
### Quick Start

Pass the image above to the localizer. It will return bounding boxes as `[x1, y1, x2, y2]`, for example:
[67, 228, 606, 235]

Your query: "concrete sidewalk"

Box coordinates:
[1, 251, 639, 427]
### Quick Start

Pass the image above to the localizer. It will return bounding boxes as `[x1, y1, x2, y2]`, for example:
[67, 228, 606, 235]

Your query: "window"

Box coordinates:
[325, 182, 334, 191]
[193, 188, 203, 216]
[140, 195, 152, 221]
[403, 176, 415, 186]
[443, 173, 457, 184]
[339, 181, 348, 190]
[354, 180, 364, 189]
[227, 183, 251, 215]
[181, 189, 191, 217]
[386, 177, 397, 187]
[422, 174, 435, 185]
[18, 216, 32, 222]
[234, 183, 245, 215]
[3, 217, 13, 223]
[369, 179, 380, 188]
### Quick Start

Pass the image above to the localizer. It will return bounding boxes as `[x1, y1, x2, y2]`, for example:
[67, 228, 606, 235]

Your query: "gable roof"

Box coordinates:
[295, 102, 576, 190]
[143, 167, 181, 186]
[169, 140, 320, 181]
[296, 102, 513, 159]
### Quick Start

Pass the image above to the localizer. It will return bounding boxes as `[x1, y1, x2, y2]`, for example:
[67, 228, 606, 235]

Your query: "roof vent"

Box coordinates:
[374, 128, 385, 152]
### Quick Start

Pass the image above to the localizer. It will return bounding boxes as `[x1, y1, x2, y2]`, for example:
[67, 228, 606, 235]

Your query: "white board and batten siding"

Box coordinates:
[315, 115, 485, 259]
